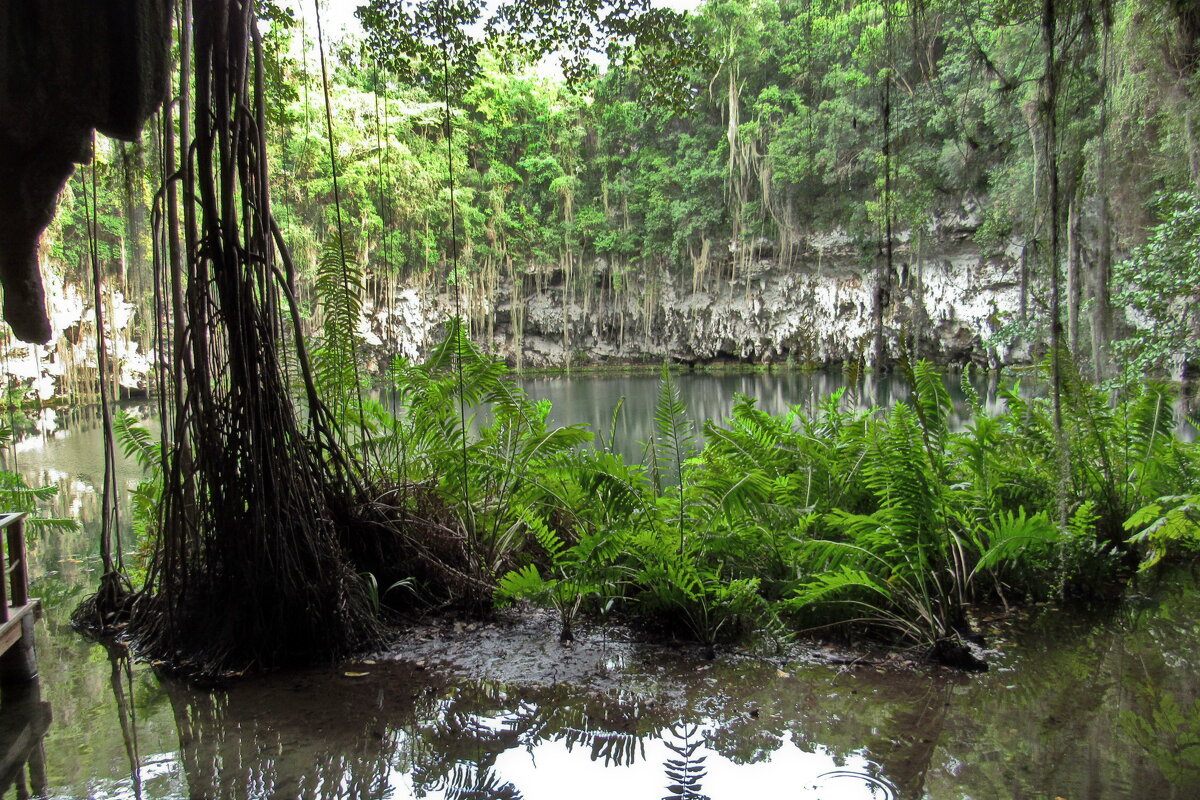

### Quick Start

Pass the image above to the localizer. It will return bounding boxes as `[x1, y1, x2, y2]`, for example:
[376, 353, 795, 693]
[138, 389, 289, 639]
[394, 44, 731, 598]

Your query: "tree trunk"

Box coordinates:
[1091, 11, 1114, 382]
[1187, 104, 1200, 193]
[119, 140, 146, 296]
[1019, 244, 1029, 322]
[1066, 193, 1082, 358]
[1043, 0, 1067, 525]
[874, 10, 894, 370]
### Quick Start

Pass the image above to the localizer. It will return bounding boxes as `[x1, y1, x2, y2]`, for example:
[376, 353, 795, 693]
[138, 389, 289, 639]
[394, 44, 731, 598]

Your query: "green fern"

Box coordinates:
[904, 358, 953, 456]
[653, 363, 696, 551]
[113, 410, 160, 470]
[787, 565, 922, 639]
[975, 509, 1058, 566]
[111, 410, 167, 547]
[311, 230, 367, 435]
[653, 363, 696, 489]
[0, 448, 76, 533]
[495, 507, 625, 642]
[1126, 494, 1200, 569]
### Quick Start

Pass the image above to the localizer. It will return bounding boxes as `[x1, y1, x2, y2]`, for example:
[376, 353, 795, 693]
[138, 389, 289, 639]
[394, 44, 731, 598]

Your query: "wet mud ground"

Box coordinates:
[10, 576, 1200, 799]
[376, 605, 911, 696]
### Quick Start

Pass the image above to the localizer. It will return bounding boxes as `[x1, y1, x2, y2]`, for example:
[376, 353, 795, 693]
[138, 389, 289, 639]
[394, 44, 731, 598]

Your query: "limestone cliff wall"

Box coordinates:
[366, 222, 1030, 371]
[0, 265, 150, 404]
[4, 221, 1030, 403]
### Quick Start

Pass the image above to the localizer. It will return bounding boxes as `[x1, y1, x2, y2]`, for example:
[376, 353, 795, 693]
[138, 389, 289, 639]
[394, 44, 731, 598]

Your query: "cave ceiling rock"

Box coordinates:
[0, 0, 171, 344]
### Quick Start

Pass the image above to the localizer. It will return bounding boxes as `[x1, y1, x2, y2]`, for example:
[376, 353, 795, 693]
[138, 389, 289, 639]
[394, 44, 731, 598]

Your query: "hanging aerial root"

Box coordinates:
[114, 0, 384, 679]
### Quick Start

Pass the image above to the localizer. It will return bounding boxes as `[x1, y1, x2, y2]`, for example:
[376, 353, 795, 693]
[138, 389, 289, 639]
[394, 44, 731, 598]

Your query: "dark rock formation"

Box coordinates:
[0, 1, 170, 343]
[931, 636, 989, 672]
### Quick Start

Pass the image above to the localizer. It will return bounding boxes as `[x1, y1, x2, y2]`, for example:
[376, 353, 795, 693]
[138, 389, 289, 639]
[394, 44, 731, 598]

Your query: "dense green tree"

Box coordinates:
[20, 0, 1200, 399]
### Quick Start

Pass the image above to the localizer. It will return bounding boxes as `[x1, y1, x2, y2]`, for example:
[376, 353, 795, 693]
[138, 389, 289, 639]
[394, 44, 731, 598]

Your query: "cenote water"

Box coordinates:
[3, 372, 1199, 799]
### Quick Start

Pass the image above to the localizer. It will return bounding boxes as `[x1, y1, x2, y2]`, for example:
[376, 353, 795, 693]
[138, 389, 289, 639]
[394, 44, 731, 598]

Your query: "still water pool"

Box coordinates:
[2, 371, 1198, 799]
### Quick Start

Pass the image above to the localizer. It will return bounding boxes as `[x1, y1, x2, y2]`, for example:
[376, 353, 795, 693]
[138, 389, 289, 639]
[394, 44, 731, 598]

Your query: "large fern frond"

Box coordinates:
[113, 410, 161, 472]
[653, 363, 696, 487]
[312, 230, 367, 429]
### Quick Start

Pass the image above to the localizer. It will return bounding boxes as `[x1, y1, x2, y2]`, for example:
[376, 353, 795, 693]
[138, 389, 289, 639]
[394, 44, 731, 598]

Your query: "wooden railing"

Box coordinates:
[0, 512, 38, 684]
[1, 513, 29, 622]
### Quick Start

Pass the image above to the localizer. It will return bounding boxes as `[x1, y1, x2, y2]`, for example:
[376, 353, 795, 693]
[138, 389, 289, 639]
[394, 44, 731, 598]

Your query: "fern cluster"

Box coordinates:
[492, 356, 1196, 663]
[365, 338, 1199, 663]
[109, 319, 1200, 667]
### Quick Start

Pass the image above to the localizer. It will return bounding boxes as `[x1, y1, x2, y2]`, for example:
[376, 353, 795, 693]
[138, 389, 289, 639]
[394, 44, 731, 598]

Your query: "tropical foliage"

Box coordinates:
[0, 424, 75, 533]
[24, 0, 1200, 404]
[283, 321, 1200, 665]
[34, 0, 1200, 678]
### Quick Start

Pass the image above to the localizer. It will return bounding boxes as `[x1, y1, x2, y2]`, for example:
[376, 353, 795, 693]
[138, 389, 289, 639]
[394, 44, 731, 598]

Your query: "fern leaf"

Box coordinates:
[496, 563, 550, 604]
[973, 508, 1059, 572]
[654, 363, 696, 483]
[113, 410, 161, 471]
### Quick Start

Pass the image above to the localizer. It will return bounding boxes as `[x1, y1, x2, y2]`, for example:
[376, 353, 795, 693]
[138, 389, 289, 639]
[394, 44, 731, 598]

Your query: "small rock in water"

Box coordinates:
[932, 638, 988, 672]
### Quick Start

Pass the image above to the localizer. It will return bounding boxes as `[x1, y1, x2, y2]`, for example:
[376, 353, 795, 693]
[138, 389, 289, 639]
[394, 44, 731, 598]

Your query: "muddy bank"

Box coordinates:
[373, 606, 962, 699]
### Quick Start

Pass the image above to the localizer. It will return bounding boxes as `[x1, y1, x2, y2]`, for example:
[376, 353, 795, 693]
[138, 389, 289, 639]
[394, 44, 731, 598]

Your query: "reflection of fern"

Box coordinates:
[1120, 688, 1200, 787]
[504, 700, 647, 768]
[0, 425, 75, 532]
[440, 763, 524, 800]
[662, 722, 709, 800]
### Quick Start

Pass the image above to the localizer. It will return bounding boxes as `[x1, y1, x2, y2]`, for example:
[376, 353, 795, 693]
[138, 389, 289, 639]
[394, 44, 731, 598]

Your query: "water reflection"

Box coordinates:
[6, 378, 1200, 799]
[662, 722, 708, 800]
[520, 369, 1011, 463]
[0, 678, 51, 799]
[11, 575, 1200, 799]
[132, 668, 903, 800]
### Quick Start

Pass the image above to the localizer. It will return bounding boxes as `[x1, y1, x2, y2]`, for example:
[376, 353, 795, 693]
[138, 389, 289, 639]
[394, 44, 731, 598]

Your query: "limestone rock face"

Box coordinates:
[363, 222, 1027, 371]
[1, 222, 1028, 401]
[0, 0, 170, 343]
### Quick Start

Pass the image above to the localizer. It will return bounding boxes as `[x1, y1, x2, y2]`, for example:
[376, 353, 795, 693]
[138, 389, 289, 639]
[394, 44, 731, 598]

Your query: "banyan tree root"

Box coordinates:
[112, 0, 381, 677]
[70, 570, 135, 634]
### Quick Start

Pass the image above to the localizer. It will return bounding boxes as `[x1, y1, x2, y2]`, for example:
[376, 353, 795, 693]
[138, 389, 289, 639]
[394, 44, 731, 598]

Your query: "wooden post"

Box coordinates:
[0, 677, 52, 796]
[0, 537, 8, 623]
[6, 515, 28, 607]
[0, 613, 37, 683]
[0, 513, 36, 684]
